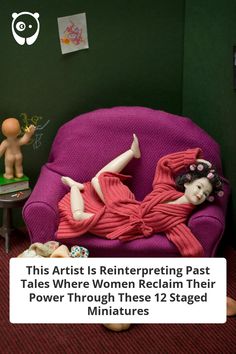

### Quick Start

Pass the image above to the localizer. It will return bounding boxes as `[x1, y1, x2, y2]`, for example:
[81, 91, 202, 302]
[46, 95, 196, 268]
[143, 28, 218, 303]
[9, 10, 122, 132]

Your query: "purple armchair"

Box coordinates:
[23, 107, 230, 257]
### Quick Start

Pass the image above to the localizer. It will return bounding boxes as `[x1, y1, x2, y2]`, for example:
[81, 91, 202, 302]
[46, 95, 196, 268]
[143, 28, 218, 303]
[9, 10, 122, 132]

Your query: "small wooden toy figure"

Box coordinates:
[0, 118, 36, 179]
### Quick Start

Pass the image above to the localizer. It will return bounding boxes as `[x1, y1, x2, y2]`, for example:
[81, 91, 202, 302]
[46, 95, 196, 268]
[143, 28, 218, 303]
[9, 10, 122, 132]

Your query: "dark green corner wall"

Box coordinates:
[183, 0, 236, 246]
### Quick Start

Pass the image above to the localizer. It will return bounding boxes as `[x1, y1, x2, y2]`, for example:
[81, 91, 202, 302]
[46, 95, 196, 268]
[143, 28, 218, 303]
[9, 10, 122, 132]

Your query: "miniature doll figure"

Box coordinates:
[57, 134, 223, 258]
[0, 118, 36, 179]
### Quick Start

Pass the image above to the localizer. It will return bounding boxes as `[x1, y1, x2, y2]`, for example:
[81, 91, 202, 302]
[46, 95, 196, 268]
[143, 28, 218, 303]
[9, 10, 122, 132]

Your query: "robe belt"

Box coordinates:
[129, 214, 153, 237]
[106, 214, 153, 240]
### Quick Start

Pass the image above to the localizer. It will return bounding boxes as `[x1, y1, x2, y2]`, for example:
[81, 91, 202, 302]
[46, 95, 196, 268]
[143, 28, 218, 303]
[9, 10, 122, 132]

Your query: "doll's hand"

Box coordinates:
[26, 125, 36, 135]
[196, 159, 212, 168]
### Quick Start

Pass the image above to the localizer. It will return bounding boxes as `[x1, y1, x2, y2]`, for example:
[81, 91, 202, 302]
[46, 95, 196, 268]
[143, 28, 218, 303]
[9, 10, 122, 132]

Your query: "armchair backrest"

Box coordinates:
[46, 106, 222, 201]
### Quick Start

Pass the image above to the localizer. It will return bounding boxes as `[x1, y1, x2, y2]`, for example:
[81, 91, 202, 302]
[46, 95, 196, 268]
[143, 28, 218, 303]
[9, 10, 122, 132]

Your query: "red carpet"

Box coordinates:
[0, 231, 236, 354]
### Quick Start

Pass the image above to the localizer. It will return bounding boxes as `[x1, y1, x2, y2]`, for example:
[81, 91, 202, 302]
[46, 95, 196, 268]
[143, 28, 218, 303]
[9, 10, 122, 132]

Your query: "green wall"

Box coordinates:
[183, 0, 236, 246]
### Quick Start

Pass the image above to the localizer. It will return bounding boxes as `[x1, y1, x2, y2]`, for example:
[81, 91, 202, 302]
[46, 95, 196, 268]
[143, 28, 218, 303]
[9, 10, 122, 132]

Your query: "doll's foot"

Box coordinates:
[72, 210, 94, 221]
[61, 176, 84, 190]
[131, 134, 141, 158]
[50, 245, 70, 258]
[3, 173, 14, 179]
[16, 173, 23, 178]
[227, 297, 236, 316]
[103, 324, 131, 332]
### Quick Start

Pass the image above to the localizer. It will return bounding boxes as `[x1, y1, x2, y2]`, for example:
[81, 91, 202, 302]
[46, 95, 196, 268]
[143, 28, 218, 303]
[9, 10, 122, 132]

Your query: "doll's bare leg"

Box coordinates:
[61, 177, 94, 220]
[4, 159, 14, 179]
[91, 134, 141, 202]
[15, 156, 23, 178]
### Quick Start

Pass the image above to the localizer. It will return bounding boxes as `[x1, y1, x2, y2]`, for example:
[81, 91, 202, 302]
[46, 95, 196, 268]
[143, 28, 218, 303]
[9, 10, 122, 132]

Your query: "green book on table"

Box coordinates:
[0, 174, 29, 195]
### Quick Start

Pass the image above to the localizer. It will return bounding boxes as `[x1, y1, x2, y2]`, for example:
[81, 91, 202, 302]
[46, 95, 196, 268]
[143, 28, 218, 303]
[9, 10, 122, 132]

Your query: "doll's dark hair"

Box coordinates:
[175, 162, 224, 202]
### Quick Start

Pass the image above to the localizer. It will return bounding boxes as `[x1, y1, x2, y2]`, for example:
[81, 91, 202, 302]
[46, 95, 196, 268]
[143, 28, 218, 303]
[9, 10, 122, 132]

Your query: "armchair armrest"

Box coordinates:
[188, 179, 230, 256]
[23, 166, 67, 244]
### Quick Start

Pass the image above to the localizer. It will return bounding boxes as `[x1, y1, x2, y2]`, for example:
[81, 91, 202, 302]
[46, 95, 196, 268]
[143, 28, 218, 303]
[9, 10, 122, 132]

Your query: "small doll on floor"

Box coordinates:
[0, 117, 36, 179]
[58, 134, 223, 258]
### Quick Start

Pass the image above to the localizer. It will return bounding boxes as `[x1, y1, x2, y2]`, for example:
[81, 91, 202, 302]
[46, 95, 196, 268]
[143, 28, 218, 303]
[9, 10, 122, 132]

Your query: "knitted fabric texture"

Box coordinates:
[57, 148, 204, 257]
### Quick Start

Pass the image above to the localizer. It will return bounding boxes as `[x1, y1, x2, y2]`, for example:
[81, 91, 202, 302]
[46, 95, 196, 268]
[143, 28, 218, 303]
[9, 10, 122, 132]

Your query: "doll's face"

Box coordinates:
[184, 177, 213, 205]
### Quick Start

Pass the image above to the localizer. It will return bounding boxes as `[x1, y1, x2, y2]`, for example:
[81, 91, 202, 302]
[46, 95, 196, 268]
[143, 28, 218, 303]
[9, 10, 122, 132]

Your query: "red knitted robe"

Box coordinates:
[57, 148, 204, 257]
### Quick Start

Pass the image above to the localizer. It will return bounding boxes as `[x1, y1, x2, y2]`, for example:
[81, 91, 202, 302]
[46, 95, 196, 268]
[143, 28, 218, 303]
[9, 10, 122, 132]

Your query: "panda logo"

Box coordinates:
[11, 12, 40, 45]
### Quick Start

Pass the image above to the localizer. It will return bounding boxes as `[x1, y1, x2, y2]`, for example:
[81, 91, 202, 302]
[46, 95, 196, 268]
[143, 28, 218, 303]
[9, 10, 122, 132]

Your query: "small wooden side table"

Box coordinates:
[0, 189, 31, 253]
